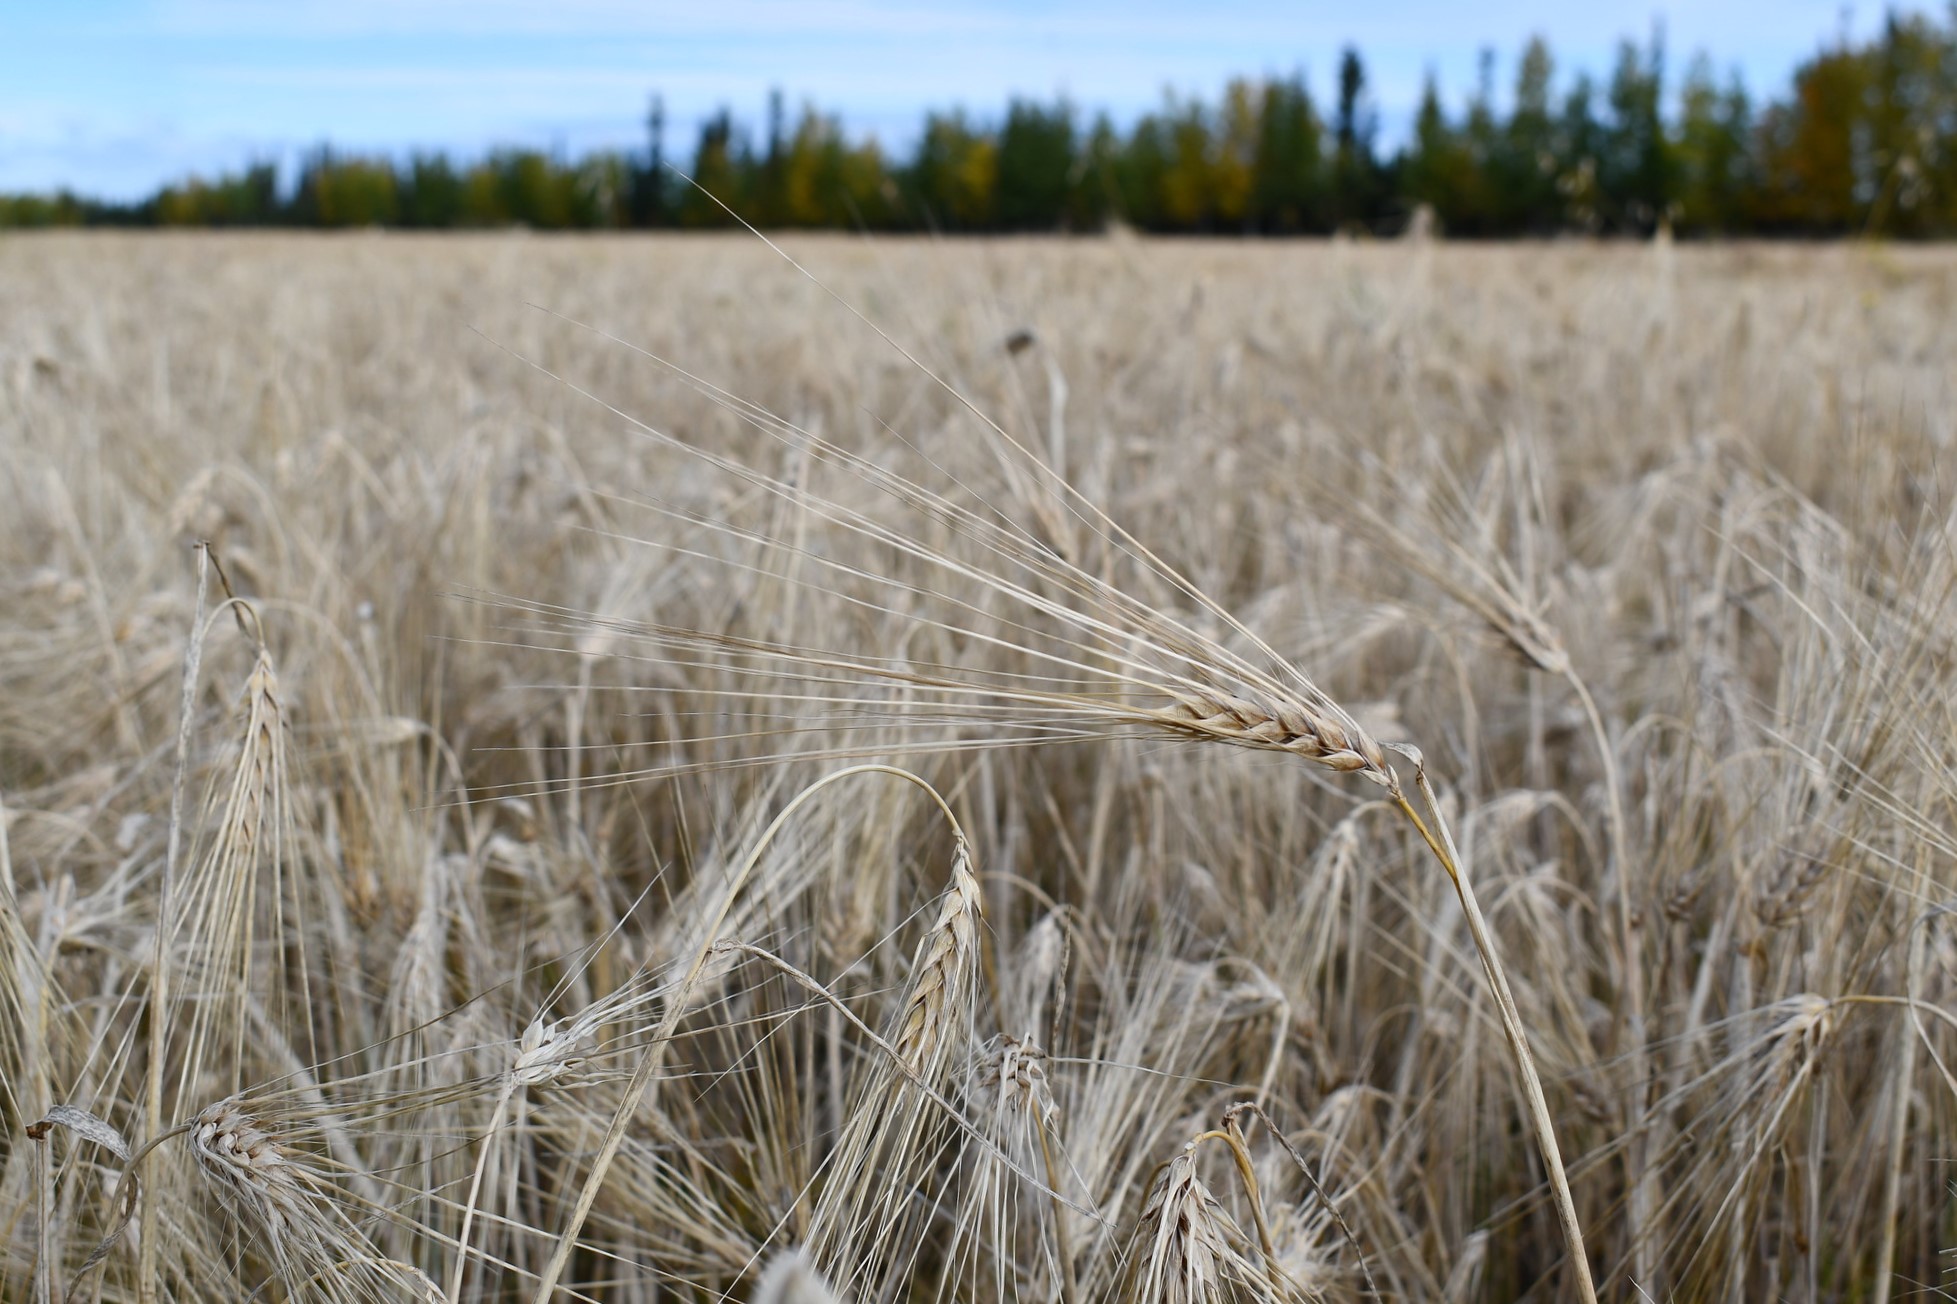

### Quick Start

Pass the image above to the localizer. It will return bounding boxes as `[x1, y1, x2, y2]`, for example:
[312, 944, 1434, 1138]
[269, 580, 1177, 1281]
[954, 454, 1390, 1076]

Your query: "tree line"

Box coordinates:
[6, 14, 1955, 237]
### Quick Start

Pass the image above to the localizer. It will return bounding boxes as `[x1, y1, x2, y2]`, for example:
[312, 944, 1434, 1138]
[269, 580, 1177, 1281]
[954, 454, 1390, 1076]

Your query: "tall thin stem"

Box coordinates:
[1569, 669, 1653, 1291]
[1394, 765, 1598, 1304]
[1875, 907, 1929, 1304]
[141, 544, 211, 1304]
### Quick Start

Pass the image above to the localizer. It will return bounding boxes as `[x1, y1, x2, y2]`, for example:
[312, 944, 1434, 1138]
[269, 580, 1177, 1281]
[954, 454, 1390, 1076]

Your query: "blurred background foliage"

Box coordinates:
[5, 14, 1956, 237]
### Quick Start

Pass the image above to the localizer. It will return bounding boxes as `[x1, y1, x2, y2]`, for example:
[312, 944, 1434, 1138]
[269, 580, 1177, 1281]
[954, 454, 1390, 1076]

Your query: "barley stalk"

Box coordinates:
[510, 303, 1600, 1302]
[893, 837, 982, 1073]
[140, 543, 211, 1304]
[807, 825, 987, 1297]
[530, 765, 975, 1303]
[1394, 761, 1597, 1304]
[1874, 907, 1930, 1304]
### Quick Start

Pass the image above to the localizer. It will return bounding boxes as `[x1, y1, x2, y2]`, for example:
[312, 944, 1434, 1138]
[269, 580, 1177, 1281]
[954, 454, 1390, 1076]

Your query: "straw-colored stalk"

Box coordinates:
[528, 766, 975, 1303]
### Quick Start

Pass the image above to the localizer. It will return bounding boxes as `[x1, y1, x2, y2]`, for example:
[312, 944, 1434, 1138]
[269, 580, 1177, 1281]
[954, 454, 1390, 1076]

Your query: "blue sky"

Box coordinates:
[0, 0, 1920, 199]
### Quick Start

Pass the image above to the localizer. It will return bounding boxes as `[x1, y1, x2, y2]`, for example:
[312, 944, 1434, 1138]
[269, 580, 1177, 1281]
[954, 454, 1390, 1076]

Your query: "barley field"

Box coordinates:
[3, 231, 1955, 1303]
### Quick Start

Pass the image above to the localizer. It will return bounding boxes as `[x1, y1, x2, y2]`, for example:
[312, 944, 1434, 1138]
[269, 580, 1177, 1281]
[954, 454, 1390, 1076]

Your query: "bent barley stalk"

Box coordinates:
[509, 287, 1598, 1302]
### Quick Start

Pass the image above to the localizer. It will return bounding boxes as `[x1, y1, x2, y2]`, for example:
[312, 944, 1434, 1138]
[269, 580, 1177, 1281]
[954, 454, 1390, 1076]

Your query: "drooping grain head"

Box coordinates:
[980, 1034, 1057, 1130]
[1132, 1147, 1230, 1304]
[1152, 685, 1390, 781]
[189, 1098, 310, 1239]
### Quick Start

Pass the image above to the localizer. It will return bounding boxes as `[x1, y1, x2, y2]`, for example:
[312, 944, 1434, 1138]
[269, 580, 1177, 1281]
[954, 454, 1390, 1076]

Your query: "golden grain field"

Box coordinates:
[3, 231, 1955, 1303]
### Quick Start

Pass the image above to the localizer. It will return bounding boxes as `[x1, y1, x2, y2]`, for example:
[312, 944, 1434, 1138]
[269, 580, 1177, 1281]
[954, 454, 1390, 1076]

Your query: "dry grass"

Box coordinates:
[2, 230, 1956, 1302]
